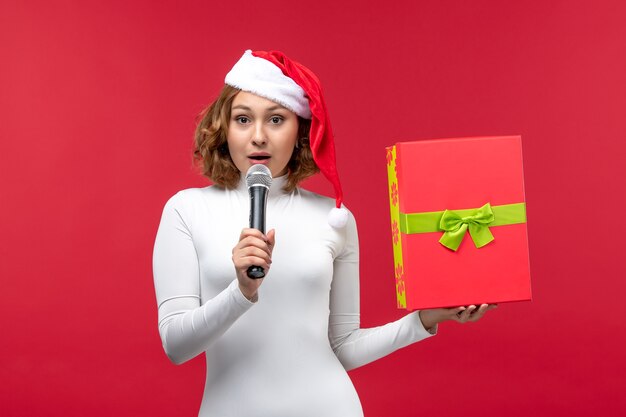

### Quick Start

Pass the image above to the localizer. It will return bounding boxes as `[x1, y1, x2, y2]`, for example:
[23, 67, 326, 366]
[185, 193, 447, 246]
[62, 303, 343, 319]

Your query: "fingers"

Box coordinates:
[467, 304, 488, 322]
[235, 229, 273, 255]
[234, 236, 272, 258]
[452, 304, 498, 323]
[455, 305, 477, 323]
[474, 303, 498, 320]
[238, 228, 271, 246]
[450, 306, 465, 322]
[234, 246, 272, 270]
[232, 228, 275, 276]
[266, 229, 276, 251]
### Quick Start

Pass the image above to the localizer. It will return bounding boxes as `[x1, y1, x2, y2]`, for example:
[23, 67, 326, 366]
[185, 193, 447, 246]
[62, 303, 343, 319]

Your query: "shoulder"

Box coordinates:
[158, 185, 230, 232]
[163, 185, 222, 207]
[160, 185, 228, 220]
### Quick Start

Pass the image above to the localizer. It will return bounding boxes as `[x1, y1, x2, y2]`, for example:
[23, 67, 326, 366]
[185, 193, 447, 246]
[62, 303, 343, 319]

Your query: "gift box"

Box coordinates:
[386, 136, 532, 310]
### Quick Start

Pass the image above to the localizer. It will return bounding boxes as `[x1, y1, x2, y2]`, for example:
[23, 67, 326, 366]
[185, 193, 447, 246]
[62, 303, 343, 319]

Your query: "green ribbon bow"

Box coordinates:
[398, 202, 527, 252]
[438, 203, 495, 251]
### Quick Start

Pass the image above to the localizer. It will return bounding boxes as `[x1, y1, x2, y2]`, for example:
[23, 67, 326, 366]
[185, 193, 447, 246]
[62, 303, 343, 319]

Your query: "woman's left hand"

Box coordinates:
[419, 304, 498, 330]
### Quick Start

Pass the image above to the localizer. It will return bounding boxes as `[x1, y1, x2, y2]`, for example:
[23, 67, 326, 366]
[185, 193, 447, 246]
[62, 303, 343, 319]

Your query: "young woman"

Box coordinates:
[153, 50, 496, 417]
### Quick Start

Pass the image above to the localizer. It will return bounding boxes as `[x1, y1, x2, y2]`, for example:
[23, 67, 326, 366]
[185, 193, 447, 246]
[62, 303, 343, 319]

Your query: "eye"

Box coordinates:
[235, 116, 250, 124]
[269, 116, 283, 125]
[269, 116, 283, 124]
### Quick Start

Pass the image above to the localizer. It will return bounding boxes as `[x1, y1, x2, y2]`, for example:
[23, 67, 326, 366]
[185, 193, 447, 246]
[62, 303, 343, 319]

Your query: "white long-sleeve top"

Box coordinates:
[153, 175, 435, 417]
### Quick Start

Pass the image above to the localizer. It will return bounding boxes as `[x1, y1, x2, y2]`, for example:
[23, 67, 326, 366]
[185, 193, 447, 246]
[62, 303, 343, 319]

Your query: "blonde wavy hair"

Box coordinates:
[193, 85, 319, 192]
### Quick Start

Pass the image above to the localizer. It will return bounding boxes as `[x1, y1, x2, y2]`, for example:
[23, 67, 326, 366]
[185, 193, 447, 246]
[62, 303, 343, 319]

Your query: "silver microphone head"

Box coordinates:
[245, 164, 273, 189]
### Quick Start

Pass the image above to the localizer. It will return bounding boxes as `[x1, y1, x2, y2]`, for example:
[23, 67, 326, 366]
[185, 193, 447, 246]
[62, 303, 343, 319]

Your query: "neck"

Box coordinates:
[237, 173, 290, 198]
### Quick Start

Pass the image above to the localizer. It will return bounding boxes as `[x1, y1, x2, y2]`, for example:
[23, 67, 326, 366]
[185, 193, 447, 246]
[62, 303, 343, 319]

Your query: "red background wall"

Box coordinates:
[2, 1, 625, 416]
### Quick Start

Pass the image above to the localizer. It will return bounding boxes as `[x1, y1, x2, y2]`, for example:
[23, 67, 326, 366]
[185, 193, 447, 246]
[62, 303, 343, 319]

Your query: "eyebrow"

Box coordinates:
[232, 104, 287, 112]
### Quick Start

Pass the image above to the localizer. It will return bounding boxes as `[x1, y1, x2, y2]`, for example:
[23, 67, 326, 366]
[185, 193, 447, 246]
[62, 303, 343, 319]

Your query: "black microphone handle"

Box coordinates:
[247, 185, 268, 279]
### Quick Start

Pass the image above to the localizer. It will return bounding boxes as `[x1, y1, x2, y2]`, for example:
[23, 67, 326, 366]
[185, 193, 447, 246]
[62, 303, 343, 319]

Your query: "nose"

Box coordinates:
[251, 121, 267, 146]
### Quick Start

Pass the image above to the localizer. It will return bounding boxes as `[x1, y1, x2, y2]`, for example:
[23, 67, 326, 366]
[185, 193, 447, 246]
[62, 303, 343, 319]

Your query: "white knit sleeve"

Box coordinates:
[153, 192, 255, 365]
[328, 210, 437, 371]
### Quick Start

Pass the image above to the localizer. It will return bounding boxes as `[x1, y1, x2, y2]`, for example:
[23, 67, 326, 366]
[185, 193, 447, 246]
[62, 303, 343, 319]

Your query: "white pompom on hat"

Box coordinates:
[225, 49, 348, 228]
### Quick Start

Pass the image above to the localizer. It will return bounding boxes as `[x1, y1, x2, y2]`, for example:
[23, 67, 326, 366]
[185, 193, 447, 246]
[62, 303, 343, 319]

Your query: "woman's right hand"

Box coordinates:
[232, 228, 275, 301]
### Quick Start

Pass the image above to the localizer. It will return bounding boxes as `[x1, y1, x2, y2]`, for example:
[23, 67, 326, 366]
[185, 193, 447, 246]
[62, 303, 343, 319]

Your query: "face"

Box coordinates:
[227, 91, 299, 178]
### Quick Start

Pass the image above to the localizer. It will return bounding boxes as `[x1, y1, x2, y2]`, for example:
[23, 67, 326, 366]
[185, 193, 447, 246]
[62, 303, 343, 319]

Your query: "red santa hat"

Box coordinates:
[225, 50, 348, 228]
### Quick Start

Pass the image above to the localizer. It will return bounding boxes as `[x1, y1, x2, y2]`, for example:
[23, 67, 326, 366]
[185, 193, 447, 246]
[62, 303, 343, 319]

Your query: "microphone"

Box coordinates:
[245, 164, 273, 279]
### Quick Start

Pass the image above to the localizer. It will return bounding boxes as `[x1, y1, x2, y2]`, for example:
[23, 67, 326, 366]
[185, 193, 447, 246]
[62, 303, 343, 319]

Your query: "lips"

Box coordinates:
[248, 153, 271, 163]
